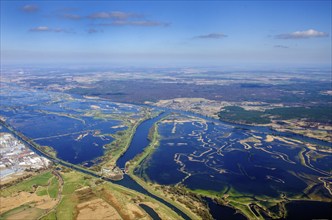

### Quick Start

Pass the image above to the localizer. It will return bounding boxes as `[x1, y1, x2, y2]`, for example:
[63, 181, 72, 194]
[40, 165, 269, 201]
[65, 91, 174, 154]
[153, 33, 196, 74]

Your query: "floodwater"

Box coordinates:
[139, 204, 161, 220]
[116, 112, 167, 168]
[0, 84, 138, 165]
[284, 201, 332, 220]
[1, 83, 331, 219]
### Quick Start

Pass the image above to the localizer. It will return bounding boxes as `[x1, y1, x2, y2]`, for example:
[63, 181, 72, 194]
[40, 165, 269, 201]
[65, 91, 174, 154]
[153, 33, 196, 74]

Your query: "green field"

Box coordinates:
[48, 177, 59, 198]
[0, 204, 44, 220]
[40, 211, 56, 220]
[1, 171, 52, 197]
[219, 106, 270, 124]
[219, 105, 332, 124]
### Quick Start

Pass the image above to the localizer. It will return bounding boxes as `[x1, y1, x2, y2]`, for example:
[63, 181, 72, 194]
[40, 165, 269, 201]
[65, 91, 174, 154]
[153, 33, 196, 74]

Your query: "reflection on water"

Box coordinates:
[139, 204, 161, 220]
[141, 113, 332, 218]
[205, 198, 247, 220]
[284, 201, 332, 220]
[0, 84, 141, 165]
[1, 83, 331, 219]
[116, 112, 167, 168]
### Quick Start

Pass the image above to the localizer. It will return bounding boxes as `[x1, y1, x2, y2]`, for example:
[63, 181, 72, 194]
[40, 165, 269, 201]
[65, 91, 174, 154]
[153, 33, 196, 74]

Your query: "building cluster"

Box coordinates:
[0, 132, 51, 179]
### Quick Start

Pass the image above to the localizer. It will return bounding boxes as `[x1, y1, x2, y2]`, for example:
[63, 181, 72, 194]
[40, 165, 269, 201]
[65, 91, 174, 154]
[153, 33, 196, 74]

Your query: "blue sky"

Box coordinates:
[1, 1, 331, 66]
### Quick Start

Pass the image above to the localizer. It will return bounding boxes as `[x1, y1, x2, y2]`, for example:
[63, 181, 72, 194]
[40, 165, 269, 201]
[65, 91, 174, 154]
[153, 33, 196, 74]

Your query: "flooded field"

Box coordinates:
[1, 82, 331, 219]
[0, 83, 142, 165]
[139, 113, 332, 218]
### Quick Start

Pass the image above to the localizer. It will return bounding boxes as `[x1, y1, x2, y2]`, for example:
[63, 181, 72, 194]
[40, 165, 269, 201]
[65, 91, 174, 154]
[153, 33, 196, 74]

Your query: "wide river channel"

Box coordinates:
[2, 106, 331, 220]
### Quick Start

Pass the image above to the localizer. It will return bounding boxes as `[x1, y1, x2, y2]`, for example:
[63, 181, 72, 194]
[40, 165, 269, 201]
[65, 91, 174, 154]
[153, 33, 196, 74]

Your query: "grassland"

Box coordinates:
[0, 170, 60, 220]
[55, 169, 188, 220]
[0, 204, 44, 220]
[219, 106, 270, 124]
[40, 210, 56, 220]
[219, 105, 332, 125]
[101, 119, 140, 168]
[1, 167, 185, 220]
[185, 184, 289, 220]
[219, 105, 332, 141]
[48, 177, 60, 198]
[88, 108, 158, 172]
[1, 171, 52, 197]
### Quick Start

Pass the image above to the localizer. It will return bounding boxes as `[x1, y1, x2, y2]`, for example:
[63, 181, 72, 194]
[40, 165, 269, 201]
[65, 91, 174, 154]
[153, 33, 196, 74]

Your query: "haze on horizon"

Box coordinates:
[1, 1, 331, 67]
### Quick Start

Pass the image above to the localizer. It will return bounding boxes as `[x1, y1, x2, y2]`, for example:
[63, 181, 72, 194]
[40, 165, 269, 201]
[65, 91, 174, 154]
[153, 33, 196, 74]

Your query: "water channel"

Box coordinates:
[116, 112, 168, 168]
[0, 119, 192, 220]
[1, 104, 331, 220]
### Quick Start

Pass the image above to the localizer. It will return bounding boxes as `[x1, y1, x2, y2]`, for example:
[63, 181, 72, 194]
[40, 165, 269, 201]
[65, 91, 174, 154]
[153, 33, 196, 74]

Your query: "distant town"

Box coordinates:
[0, 132, 50, 182]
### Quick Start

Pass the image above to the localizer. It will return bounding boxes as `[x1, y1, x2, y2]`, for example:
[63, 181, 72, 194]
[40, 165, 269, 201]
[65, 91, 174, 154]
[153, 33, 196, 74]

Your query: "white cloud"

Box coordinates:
[29, 26, 73, 33]
[88, 11, 138, 19]
[88, 11, 169, 27]
[22, 5, 39, 12]
[100, 20, 169, 27]
[58, 10, 169, 29]
[30, 26, 50, 31]
[274, 45, 289, 49]
[194, 33, 227, 39]
[276, 29, 329, 39]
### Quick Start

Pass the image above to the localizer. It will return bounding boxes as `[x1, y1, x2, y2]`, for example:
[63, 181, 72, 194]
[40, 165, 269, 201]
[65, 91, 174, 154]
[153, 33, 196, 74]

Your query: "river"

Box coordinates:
[0, 119, 191, 220]
[1, 104, 331, 220]
[116, 112, 168, 168]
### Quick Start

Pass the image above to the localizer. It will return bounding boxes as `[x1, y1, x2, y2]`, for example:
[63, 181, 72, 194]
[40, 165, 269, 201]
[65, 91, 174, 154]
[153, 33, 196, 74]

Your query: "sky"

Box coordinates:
[1, 1, 331, 66]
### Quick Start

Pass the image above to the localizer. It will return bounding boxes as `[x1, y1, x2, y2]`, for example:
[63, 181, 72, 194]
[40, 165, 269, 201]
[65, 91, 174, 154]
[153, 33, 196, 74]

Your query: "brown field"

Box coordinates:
[0, 191, 57, 214]
[1, 169, 182, 220]
[96, 187, 146, 220]
[0, 171, 33, 186]
[5, 207, 43, 220]
[76, 198, 122, 220]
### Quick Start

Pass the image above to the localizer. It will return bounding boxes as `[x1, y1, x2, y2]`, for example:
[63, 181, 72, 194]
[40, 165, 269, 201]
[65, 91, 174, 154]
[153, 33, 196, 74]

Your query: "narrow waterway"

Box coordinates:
[115, 111, 248, 220]
[0, 119, 191, 220]
[205, 198, 247, 220]
[3, 105, 331, 220]
[152, 106, 331, 147]
[139, 204, 162, 220]
[116, 112, 168, 168]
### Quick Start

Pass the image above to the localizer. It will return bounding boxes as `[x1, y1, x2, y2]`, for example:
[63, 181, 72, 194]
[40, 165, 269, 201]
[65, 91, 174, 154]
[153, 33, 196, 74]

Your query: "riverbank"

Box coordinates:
[147, 98, 332, 143]
[123, 115, 259, 219]
[125, 123, 251, 219]
[122, 112, 332, 220]
[126, 121, 212, 220]
[80, 107, 155, 174]
[1, 120, 194, 220]
[0, 167, 184, 220]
